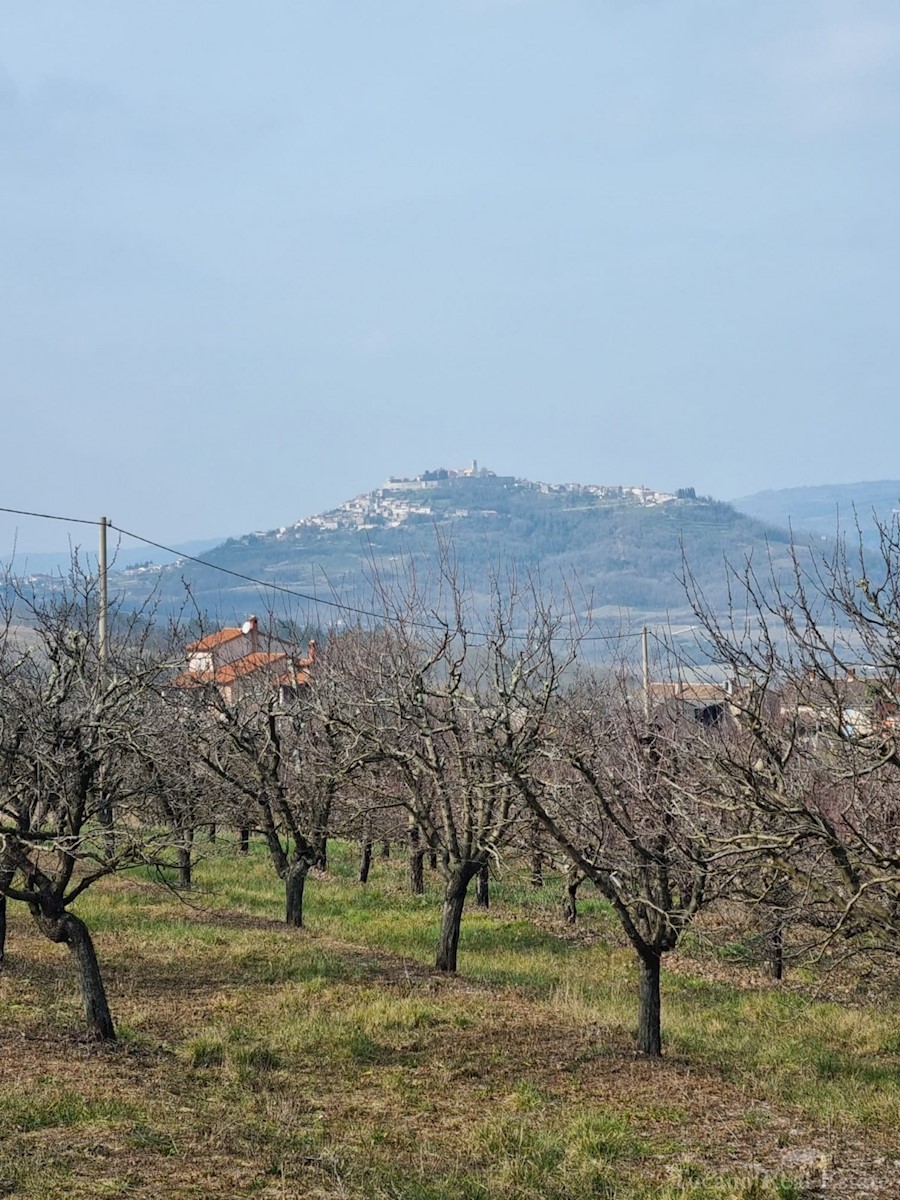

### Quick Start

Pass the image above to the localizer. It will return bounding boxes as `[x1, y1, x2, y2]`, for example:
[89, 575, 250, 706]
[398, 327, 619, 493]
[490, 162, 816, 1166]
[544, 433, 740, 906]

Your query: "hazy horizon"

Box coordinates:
[3, 1, 899, 553]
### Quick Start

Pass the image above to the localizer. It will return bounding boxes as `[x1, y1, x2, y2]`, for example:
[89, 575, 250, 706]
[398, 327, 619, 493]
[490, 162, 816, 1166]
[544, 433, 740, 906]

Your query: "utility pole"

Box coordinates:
[98, 515, 114, 854]
[642, 625, 650, 721]
[98, 516, 109, 665]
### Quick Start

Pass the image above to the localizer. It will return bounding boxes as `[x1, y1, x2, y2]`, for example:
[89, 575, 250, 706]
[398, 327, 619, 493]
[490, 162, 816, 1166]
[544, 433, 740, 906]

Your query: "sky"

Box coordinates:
[2, 0, 899, 554]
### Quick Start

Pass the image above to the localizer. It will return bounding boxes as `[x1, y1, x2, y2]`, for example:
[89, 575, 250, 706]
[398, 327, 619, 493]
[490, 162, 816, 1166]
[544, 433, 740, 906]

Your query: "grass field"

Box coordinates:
[1, 840, 898, 1199]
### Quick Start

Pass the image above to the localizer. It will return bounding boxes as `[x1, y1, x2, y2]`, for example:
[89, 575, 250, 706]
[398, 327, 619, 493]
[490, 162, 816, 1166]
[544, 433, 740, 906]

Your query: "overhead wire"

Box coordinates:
[0, 503, 647, 645]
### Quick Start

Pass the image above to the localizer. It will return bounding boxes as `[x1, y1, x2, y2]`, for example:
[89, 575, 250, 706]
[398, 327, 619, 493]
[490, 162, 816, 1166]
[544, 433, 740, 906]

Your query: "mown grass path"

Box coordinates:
[1, 842, 898, 1199]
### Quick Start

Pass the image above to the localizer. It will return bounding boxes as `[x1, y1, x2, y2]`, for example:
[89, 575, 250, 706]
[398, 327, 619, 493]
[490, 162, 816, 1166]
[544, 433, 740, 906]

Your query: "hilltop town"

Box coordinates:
[278, 462, 682, 538]
[95, 463, 780, 626]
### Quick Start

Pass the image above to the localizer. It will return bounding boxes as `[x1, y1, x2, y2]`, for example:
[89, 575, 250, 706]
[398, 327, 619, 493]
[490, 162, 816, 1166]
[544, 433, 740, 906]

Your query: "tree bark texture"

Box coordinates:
[177, 845, 192, 891]
[314, 837, 328, 872]
[562, 865, 582, 925]
[32, 908, 115, 1041]
[285, 862, 309, 928]
[435, 866, 475, 972]
[409, 850, 424, 895]
[475, 863, 490, 909]
[767, 925, 784, 980]
[0, 893, 6, 967]
[636, 951, 662, 1057]
[407, 823, 424, 895]
[358, 839, 373, 884]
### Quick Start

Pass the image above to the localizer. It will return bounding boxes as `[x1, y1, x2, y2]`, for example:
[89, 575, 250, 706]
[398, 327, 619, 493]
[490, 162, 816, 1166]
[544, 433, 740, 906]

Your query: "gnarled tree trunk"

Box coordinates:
[32, 907, 115, 1041]
[562, 865, 582, 924]
[239, 826, 250, 855]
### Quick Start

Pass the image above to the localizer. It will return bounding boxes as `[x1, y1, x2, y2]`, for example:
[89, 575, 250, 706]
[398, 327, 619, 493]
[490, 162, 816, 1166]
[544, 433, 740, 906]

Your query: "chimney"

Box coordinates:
[247, 614, 259, 651]
[307, 638, 317, 665]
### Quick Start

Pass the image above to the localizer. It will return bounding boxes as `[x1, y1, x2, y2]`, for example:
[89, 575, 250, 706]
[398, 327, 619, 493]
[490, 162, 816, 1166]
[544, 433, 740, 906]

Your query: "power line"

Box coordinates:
[110, 520, 449, 632]
[0, 505, 100, 528]
[111, 521, 641, 643]
[0, 502, 643, 644]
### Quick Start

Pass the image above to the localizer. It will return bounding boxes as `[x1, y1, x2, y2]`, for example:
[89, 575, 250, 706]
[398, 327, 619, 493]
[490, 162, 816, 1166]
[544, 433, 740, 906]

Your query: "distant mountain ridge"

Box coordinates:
[4, 537, 229, 580]
[731, 482, 900, 543]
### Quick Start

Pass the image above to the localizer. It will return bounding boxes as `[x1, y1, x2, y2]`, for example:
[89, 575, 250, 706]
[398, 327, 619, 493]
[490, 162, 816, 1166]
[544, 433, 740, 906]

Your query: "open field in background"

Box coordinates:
[1, 841, 898, 1200]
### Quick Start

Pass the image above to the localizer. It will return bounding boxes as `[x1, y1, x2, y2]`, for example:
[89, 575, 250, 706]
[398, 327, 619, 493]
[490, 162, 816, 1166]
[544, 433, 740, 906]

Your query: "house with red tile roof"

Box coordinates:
[174, 615, 316, 704]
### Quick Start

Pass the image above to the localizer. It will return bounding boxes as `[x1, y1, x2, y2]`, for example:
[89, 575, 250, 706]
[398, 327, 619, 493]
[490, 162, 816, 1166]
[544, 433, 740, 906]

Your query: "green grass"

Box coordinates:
[143, 839, 900, 1128]
[0, 836, 896, 1198]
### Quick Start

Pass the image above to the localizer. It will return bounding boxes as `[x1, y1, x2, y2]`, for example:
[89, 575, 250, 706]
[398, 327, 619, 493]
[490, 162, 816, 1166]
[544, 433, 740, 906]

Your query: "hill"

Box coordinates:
[731, 481, 900, 544]
[131, 467, 796, 640]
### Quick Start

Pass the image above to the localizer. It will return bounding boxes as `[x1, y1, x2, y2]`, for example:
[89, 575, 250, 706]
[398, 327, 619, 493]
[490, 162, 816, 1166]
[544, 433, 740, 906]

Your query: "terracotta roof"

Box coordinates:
[213, 652, 288, 686]
[186, 628, 243, 652]
[174, 651, 288, 689]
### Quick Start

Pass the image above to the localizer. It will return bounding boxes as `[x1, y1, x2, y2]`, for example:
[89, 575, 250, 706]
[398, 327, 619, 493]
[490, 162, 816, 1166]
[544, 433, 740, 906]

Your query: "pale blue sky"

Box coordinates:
[2, 1, 898, 553]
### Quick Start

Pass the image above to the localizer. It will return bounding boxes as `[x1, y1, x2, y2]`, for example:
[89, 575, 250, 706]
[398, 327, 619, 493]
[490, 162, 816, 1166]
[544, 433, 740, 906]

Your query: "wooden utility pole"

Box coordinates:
[98, 515, 109, 665]
[97, 515, 114, 854]
[642, 625, 650, 720]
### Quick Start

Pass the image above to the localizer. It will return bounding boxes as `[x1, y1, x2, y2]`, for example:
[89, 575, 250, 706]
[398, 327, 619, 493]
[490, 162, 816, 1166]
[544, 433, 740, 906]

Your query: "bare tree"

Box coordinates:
[330, 563, 577, 972]
[504, 672, 732, 1056]
[682, 520, 900, 964]
[184, 624, 371, 927]
[0, 569, 179, 1040]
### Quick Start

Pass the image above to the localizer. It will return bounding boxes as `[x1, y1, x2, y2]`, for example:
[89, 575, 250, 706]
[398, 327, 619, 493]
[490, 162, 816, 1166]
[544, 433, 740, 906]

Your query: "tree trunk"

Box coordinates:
[409, 850, 424, 895]
[435, 866, 475, 973]
[530, 851, 544, 889]
[314, 837, 327, 872]
[177, 845, 192, 891]
[208, 822, 216, 843]
[475, 863, 490, 909]
[99, 800, 116, 859]
[408, 822, 424, 895]
[239, 826, 250, 855]
[562, 869, 580, 925]
[285, 862, 309, 928]
[358, 838, 373, 884]
[0, 893, 6, 967]
[636, 950, 662, 1057]
[32, 908, 115, 1041]
[428, 849, 438, 871]
[767, 925, 784, 980]
[381, 838, 391, 859]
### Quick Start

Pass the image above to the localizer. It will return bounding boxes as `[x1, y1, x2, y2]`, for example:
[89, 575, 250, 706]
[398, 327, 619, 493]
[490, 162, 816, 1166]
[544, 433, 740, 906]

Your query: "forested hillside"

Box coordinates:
[140, 476, 796, 632]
